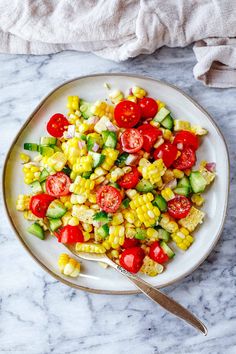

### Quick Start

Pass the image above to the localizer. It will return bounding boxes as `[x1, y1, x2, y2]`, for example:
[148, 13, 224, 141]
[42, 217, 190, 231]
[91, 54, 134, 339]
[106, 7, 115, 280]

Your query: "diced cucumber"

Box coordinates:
[27, 222, 45, 240]
[87, 133, 103, 151]
[39, 168, 49, 182]
[153, 107, 170, 123]
[62, 166, 72, 176]
[157, 228, 170, 242]
[136, 179, 154, 193]
[30, 181, 42, 194]
[189, 171, 207, 193]
[40, 137, 57, 146]
[97, 224, 109, 238]
[46, 200, 67, 219]
[24, 143, 38, 151]
[38, 145, 54, 157]
[161, 114, 174, 130]
[177, 176, 190, 188]
[93, 211, 111, 223]
[82, 171, 93, 179]
[49, 218, 62, 232]
[102, 131, 117, 148]
[89, 151, 105, 168]
[153, 195, 167, 212]
[79, 100, 93, 119]
[122, 198, 130, 208]
[53, 146, 62, 153]
[135, 228, 147, 240]
[174, 186, 190, 197]
[41, 181, 46, 193]
[160, 241, 175, 258]
[80, 134, 87, 141]
[109, 182, 121, 190]
[116, 152, 129, 167]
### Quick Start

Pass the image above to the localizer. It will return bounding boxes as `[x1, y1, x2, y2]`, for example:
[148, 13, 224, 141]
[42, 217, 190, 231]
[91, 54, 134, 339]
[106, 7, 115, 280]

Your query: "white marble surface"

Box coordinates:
[0, 47, 236, 354]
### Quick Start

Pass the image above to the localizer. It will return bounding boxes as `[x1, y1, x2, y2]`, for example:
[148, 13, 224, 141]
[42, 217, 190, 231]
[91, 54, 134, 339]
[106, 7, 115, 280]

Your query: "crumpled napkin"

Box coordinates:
[0, 0, 236, 87]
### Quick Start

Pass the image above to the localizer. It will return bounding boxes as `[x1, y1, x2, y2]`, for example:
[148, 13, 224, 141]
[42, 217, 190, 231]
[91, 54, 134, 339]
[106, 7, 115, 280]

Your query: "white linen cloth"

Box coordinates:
[0, 0, 236, 87]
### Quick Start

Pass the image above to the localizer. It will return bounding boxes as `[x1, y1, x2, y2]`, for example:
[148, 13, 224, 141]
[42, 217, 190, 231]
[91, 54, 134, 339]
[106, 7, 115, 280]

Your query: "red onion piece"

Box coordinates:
[105, 121, 118, 132]
[125, 154, 139, 166]
[157, 151, 163, 159]
[165, 179, 177, 190]
[78, 140, 86, 149]
[129, 88, 133, 95]
[87, 116, 99, 125]
[92, 142, 100, 152]
[205, 162, 216, 172]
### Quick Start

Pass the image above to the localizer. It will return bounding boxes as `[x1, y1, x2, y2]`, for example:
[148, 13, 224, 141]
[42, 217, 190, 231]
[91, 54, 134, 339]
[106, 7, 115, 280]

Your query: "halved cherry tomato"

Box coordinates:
[120, 129, 143, 153]
[138, 97, 158, 118]
[172, 147, 196, 170]
[119, 247, 145, 273]
[114, 101, 141, 128]
[153, 142, 178, 168]
[149, 241, 169, 264]
[30, 194, 55, 218]
[57, 225, 84, 244]
[117, 167, 139, 189]
[97, 185, 122, 213]
[137, 124, 162, 152]
[46, 172, 71, 197]
[122, 237, 140, 249]
[167, 195, 191, 219]
[173, 131, 199, 151]
[47, 113, 69, 138]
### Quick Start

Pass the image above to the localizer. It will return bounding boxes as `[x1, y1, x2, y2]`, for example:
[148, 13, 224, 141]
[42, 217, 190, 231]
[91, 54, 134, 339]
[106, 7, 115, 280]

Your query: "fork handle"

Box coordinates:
[108, 261, 207, 336]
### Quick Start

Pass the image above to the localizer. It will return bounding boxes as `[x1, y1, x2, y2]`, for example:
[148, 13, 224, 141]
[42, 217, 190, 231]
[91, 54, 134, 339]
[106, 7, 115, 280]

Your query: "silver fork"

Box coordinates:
[65, 245, 207, 335]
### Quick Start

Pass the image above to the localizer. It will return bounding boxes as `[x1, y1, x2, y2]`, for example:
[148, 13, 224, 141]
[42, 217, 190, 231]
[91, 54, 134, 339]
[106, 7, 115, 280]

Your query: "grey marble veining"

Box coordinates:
[0, 46, 236, 354]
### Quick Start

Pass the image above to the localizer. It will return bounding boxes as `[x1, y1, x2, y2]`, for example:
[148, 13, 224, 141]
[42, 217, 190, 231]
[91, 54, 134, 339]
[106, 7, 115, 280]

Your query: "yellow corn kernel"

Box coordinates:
[22, 163, 40, 184]
[156, 100, 166, 111]
[102, 240, 111, 250]
[47, 152, 67, 171]
[150, 120, 160, 128]
[101, 148, 119, 170]
[112, 213, 124, 226]
[83, 231, 91, 242]
[109, 90, 124, 104]
[58, 253, 80, 277]
[20, 153, 30, 163]
[94, 167, 107, 176]
[91, 100, 114, 119]
[123, 209, 136, 224]
[132, 86, 147, 99]
[126, 95, 137, 103]
[146, 228, 159, 240]
[70, 176, 95, 197]
[94, 176, 105, 185]
[130, 194, 160, 227]
[138, 158, 166, 185]
[68, 216, 80, 226]
[161, 188, 175, 201]
[110, 167, 125, 182]
[159, 213, 179, 233]
[88, 193, 97, 204]
[173, 169, 184, 179]
[163, 129, 172, 140]
[178, 207, 205, 232]
[82, 223, 93, 233]
[78, 123, 89, 133]
[110, 250, 119, 259]
[174, 120, 191, 132]
[72, 155, 93, 175]
[171, 228, 194, 250]
[108, 226, 125, 249]
[140, 256, 164, 276]
[125, 189, 138, 200]
[67, 95, 79, 111]
[76, 242, 106, 254]
[191, 125, 208, 136]
[125, 227, 136, 238]
[72, 205, 95, 224]
[16, 194, 30, 211]
[191, 194, 205, 206]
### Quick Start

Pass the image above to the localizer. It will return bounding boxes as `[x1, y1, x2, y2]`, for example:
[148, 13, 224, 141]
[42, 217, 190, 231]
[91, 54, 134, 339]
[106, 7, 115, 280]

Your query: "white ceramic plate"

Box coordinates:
[2, 74, 229, 294]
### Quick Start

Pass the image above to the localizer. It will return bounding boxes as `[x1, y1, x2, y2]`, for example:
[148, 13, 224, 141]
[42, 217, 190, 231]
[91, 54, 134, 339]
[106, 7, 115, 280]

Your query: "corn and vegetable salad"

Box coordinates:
[16, 85, 215, 277]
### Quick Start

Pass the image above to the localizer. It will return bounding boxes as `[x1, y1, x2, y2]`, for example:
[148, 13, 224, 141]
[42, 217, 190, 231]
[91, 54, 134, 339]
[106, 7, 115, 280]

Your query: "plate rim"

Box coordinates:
[2, 73, 230, 295]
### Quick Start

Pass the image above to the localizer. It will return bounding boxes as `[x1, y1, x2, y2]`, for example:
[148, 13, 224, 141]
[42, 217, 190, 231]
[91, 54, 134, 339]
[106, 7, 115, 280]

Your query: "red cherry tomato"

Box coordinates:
[120, 129, 143, 153]
[138, 97, 158, 118]
[167, 195, 191, 219]
[114, 101, 141, 128]
[122, 237, 140, 249]
[137, 124, 162, 152]
[117, 167, 139, 189]
[153, 142, 178, 168]
[97, 185, 122, 213]
[173, 131, 199, 151]
[149, 241, 169, 264]
[57, 225, 84, 244]
[46, 172, 71, 197]
[47, 113, 69, 138]
[119, 247, 145, 273]
[172, 147, 196, 170]
[29, 194, 55, 218]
